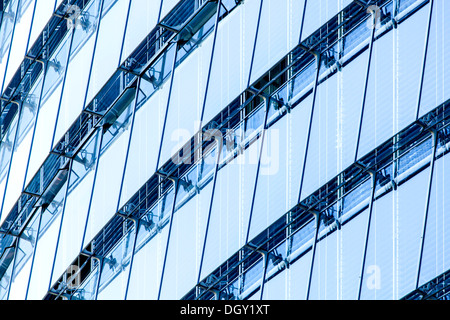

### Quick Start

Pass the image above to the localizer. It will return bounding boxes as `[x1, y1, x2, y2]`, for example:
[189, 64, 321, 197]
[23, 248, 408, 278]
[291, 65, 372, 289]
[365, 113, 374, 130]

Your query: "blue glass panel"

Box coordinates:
[361, 166, 429, 300]
[395, 3, 429, 129]
[3, 0, 34, 88]
[126, 222, 169, 300]
[289, 250, 312, 300]
[301, 0, 352, 42]
[85, 0, 129, 104]
[8, 208, 40, 300]
[419, 0, 450, 117]
[357, 31, 395, 159]
[309, 209, 368, 300]
[419, 153, 450, 286]
[2, 75, 43, 216]
[202, 0, 260, 126]
[248, 94, 312, 241]
[302, 50, 368, 200]
[25, 30, 72, 187]
[120, 0, 161, 64]
[27, 178, 67, 300]
[83, 91, 135, 247]
[159, 176, 214, 300]
[51, 129, 101, 287]
[249, 0, 304, 84]
[200, 138, 262, 280]
[158, 32, 214, 168]
[53, 0, 102, 148]
[97, 226, 136, 300]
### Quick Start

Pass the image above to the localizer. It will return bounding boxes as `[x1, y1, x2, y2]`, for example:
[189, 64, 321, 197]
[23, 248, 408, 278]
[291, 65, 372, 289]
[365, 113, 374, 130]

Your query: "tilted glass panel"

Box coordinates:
[249, 0, 304, 85]
[248, 94, 313, 241]
[53, 0, 102, 148]
[419, 153, 450, 286]
[360, 165, 430, 300]
[202, 0, 260, 126]
[25, 30, 72, 187]
[3, 0, 34, 90]
[120, 0, 161, 64]
[0, 106, 20, 224]
[262, 267, 288, 300]
[126, 195, 172, 300]
[419, 0, 450, 118]
[0, 243, 15, 300]
[395, 167, 430, 299]
[301, 0, 352, 42]
[288, 250, 312, 300]
[8, 208, 40, 300]
[309, 209, 368, 300]
[301, 50, 368, 201]
[0, 0, 20, 93]
[2, 74, 43, 217]
[159, 0, 181, 22]
[27, 0, 56, 50]
[85, 0, 129, 104]
[357, 30, 395, 160]
[119, 45, 175, 208]
[394, 3, 429, 131]
[359, 191, 394, 300]
[97, 225, 136, 300]
[26, 177, 67, 300]
[200, 137, 262, 280]
[51, 129, 101, 287]
[159, 160, 215, 300]
[71, 263, 99, 300]
[83, 88, 136, 248]
[158, 31, 214, 168]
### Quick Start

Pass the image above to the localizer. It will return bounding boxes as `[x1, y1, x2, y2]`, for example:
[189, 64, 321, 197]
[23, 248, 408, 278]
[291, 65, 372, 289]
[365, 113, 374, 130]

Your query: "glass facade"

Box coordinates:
[0, 0, 449, 301]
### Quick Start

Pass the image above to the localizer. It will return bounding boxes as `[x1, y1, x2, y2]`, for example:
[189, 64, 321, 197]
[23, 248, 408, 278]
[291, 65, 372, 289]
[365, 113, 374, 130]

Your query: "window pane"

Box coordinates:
[85, 0, 129, 103]
[357, 31, 395, 159]
[159, 32, 214, 168]
[289, 250, 312, 300]
[419, 154, 450, 286]
[2, 75, 43, 216]
[51, 130, 101, 286]
[249, 94, 312, 241]
[3, 0, 34, 88]
[8, 209, 40, 300]
[394, 3, 429, 129]
[301, 0, 352, 42]
[309, 209, 368, 300]
[25, 30, 72, 187]
[250, 0, 304, 84]
[200, 138, 262, 280]
[202, 0, 260, 126]
[97, 226, 135, 300]
[419, 0, 450, 117]
[27, 177, 67, 300]
[83, 91, 135, 247]
[159, 176, 214, 300]
[361, 166, 429, 300]
[120, 0, 161, 64]
[126, 200, 171, 300]
[53, 0, 102, 147]
[301, 50, 368, 200]
[119, 48, 174, 207]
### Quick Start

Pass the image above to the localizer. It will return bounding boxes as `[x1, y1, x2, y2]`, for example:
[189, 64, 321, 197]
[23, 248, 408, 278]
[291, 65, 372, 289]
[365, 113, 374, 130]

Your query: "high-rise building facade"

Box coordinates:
[0, 0, 448, 301]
